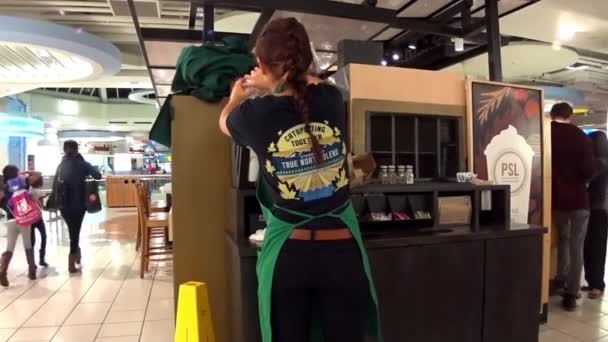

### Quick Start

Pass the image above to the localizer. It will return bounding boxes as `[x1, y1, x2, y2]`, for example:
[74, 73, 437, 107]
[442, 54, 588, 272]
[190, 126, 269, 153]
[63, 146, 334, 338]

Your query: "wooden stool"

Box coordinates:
[135, 183, 172, 278]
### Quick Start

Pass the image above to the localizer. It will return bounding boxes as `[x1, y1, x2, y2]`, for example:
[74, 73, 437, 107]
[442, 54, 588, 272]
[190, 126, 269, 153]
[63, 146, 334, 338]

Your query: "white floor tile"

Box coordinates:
[51, 325, 100, 342]
[539, 329, 581, 342]
[97, 322, 141, 338]
[9, 327, 59, 342]
[144, 298, 174, 321]
[140, 320, 174, 342]
[548, 312, 608, 341]
[0, 329, 15, 342]
[104, 310, 145, 324]
[0, 209, 174, 342]
[95, 337, 139, 342]
[64, 302, 112, 326]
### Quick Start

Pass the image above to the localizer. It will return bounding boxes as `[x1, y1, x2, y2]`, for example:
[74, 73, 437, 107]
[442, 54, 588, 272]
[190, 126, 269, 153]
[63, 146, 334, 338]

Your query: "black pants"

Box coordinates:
[31, 219, 47, 257]
[60, 209, 86, 254]
[584, 209, 608, 291]
[271, 239, 370, 342]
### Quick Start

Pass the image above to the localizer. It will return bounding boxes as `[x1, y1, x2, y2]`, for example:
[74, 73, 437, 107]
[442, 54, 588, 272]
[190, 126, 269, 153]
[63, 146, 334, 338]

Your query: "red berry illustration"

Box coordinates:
[525, 100, 539, 119]
[514, 89, 528, 102]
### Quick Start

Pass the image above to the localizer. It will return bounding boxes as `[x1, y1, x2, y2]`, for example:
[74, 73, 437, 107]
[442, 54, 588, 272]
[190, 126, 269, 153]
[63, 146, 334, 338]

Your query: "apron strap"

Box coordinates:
[272, 199, 351, 222]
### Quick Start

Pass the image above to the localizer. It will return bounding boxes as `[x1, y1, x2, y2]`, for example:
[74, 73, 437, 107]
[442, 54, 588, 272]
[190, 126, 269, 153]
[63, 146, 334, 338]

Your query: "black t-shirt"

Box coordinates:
[227, 83, 350, 229]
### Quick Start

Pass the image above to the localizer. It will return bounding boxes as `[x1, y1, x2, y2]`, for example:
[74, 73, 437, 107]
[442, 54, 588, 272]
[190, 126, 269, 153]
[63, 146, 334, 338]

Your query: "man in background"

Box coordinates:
[551, 102, 595, 311]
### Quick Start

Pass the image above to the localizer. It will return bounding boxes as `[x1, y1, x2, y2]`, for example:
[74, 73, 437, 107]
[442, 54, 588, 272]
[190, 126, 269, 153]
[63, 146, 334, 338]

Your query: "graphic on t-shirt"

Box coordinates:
[265, 121, 348, 202]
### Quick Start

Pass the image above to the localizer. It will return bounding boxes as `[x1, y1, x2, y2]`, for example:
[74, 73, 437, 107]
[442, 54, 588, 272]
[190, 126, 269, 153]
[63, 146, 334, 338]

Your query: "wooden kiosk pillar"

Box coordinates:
[171, 96, 230, 342]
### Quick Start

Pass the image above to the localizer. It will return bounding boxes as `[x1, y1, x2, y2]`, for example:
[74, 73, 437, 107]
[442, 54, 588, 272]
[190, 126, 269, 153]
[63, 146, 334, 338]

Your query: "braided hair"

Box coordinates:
[255, 18, 323, 165]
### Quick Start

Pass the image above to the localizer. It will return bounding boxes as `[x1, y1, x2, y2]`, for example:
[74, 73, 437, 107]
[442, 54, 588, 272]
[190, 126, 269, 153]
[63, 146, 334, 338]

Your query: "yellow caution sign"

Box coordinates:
[175, 281, 216, 342]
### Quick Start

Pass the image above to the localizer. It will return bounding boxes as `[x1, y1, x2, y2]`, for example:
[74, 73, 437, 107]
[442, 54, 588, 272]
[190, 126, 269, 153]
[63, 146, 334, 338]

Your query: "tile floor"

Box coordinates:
[541, 293, 608, 342]
[0, 208, 174, 342]
[2, 207, 608, 342]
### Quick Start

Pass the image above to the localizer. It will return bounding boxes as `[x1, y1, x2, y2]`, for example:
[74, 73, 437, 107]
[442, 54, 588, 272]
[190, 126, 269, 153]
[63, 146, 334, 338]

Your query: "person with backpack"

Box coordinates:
[29, 174, 48, 267]
[54, 140, 101, 273]
[0, 165, 43, 287]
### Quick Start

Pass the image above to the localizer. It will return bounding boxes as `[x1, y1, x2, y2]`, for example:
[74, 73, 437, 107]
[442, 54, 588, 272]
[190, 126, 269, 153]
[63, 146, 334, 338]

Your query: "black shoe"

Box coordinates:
[39, 260, 49, 268]
[562, 295, 577, 312]
[582, 286, 591, 292]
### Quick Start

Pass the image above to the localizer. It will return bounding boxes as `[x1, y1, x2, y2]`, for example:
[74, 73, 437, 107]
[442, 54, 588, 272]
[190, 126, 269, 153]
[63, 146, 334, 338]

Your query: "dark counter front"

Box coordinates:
[225, 225, 546, 342]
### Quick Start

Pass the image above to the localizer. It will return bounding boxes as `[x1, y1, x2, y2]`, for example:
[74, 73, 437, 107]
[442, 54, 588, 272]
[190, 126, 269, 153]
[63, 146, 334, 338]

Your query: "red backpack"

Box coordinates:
[9, 189, 42, 226]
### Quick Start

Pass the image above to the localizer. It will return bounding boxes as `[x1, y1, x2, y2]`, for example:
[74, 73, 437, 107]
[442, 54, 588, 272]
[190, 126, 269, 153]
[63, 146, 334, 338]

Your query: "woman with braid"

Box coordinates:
[219, 17, 381, 342]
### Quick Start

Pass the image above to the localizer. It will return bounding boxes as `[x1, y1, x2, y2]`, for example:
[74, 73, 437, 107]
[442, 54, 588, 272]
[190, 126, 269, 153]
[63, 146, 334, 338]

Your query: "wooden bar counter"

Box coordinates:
[226, 183, 546, 342]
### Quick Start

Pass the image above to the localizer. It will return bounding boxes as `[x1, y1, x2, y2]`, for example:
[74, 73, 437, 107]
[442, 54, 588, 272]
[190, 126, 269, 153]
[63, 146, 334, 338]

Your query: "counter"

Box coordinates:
[226, 224, 545, 342]
[105, 174, 171, 207]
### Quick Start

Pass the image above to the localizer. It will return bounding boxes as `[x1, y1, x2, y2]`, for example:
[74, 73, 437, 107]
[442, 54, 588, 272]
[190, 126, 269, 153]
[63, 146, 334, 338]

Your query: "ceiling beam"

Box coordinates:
[141, 28, 248, 42]
[188, 4, 198, 29]
[127, 0, 160, 102]
[248, 9, 274, 47]
[195, 0, 463, 37]
[203, 5, 214, 42]
[99, 88, 108, 103]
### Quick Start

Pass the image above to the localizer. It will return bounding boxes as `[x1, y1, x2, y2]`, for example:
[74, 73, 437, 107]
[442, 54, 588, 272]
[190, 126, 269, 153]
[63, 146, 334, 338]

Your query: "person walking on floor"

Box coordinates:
[29, 174, 48, 267]
[584, 130, 608, 299]
[219, 18, 381, 342]
[551, 102, 595, 311]
[0, 166, 41, 287]
[56, 140, 101, 273]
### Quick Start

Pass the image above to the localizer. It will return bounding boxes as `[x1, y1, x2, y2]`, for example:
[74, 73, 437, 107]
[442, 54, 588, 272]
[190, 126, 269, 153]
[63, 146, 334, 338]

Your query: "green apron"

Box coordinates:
[256, 179, 383, 342]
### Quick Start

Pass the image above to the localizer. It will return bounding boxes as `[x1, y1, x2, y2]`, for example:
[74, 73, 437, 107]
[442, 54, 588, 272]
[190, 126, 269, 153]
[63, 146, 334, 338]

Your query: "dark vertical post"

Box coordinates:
[203, 5, 214, 42]
[485, 0, 502, 81]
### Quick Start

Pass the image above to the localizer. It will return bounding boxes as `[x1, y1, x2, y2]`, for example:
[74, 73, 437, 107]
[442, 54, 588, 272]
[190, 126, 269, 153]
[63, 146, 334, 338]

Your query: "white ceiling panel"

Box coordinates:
[372, 27, 405, 41]
[472, 0, 532, 18]
[398, 0, 453, 18]
[330, 0, 411, 10]
[155, 85, 171, 97]
[151, 68, 176, 85]
[145, 41, 192, 67]
[272, 11, 385, 51]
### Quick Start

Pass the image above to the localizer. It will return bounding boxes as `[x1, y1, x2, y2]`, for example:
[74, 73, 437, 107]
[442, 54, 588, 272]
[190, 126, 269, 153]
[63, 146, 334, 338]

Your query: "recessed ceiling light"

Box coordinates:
[454, 38, 464, 52]
[381, 60, 387, 66]
[558, 23, 577, 41]
[392, 52, 400, 61]
[59, 10, 65, 16]
[408, 44, 416, 50]
[75, 122, 88, 130]
[602, 65, 608, 70]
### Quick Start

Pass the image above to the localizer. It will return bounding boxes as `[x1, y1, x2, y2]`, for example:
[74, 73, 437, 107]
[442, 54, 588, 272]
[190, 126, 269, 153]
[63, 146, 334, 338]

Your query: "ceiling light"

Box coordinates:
[558, 23, 577, 41]
[552, 41, 562, 51]
[392, 52, 400, 61]
[58, 99, 79, 115]
[602, 65, 608, 70]
[454, 38, 464, 52]
[381, 60, 387, 66]
[408, 44, 417, 50]
[75, 122, 88, 130]
[59, 10, 65, 16]
[76, 27, 83, 34]
[0, 16, 120, 84]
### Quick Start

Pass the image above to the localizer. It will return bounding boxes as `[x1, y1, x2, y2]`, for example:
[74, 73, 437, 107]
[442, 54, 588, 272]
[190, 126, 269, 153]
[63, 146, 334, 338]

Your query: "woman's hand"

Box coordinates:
[244, 67, 274, 93]
[229, 78, 254, 105]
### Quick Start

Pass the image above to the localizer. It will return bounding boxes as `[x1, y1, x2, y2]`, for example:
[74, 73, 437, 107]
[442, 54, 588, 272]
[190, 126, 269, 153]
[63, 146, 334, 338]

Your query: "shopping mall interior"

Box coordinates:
[1, 0, 608, 341]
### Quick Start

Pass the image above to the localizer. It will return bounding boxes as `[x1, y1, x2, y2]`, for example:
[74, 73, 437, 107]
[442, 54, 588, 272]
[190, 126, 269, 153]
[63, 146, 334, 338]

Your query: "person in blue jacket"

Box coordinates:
[57, 140, 101, 273]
